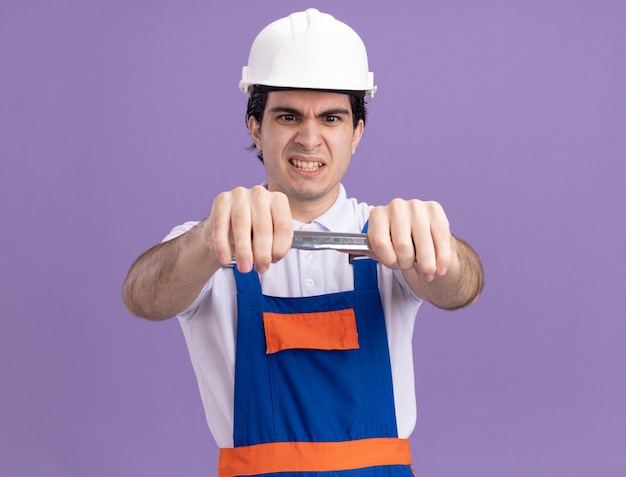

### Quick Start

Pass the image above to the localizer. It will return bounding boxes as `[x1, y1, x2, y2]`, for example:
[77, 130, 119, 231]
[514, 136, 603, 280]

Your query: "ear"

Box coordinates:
[248, 116, 262, 151]
[351, 119, 365, 154]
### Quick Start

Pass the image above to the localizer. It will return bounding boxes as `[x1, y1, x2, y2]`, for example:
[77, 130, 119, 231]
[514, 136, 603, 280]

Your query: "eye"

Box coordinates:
[325, 115, 340, 123]
[279, 114, 296, 122]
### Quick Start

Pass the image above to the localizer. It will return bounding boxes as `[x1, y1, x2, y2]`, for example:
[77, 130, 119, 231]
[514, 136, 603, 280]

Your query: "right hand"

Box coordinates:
[201, 186, 294, 274]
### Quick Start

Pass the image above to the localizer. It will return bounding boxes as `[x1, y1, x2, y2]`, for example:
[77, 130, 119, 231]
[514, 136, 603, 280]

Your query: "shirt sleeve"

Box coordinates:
[162, 220, 200, 242]
[391, 268, 423, 303]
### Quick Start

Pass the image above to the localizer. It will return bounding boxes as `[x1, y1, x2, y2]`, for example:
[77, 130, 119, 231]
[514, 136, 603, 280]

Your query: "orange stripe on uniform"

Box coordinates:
[218, 437, 412, 477]
[263, 309, 359, 354]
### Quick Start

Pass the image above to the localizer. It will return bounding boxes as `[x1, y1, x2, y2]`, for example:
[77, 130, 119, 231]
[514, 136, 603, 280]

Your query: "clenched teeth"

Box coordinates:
[290, 159, 323, 171]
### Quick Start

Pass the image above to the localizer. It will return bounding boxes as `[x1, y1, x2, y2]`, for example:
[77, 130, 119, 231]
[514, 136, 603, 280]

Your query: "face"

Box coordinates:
[248, 90, 364, 220]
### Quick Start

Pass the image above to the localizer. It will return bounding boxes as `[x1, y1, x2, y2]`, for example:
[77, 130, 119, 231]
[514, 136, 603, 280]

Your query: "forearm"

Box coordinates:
[123, 222, 221, 320]
[405, 235, 484, 310]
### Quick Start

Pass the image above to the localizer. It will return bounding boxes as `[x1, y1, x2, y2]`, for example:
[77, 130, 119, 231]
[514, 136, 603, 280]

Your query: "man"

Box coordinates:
[124, 8, 483, 477]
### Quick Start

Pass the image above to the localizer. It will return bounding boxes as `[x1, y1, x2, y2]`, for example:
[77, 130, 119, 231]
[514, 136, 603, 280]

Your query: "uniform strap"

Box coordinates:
[353, 220, 379, 290]
[233, 267, 262, 294]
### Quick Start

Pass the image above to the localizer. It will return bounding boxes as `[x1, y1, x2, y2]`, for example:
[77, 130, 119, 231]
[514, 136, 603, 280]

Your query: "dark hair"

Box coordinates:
[245, 86, 368, 163]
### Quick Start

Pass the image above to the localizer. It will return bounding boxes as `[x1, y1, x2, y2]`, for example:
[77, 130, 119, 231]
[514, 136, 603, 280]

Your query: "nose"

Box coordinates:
[294, 119, 322, 150]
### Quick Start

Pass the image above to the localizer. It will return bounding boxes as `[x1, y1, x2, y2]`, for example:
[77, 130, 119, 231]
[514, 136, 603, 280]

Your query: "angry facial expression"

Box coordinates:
[248, 89, 364, 220]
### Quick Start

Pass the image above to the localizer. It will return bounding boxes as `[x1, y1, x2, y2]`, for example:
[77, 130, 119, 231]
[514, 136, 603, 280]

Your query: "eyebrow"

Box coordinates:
[268, 106, 351, 118]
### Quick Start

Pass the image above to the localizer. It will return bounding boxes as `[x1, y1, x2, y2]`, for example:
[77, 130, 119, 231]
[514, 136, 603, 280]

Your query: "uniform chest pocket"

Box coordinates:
[262, 309, 359, 354]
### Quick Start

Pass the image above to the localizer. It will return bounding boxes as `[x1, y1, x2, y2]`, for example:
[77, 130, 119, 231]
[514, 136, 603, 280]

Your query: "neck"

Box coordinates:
[289, 190, 339, 224]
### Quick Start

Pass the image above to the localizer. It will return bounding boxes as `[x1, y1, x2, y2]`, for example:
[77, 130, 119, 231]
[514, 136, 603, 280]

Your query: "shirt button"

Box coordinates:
[305, 253, 313, 261]
[306, 279, 315, 287]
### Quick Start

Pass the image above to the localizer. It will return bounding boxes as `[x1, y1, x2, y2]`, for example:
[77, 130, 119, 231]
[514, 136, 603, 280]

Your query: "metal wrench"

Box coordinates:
[226, 230, 371, 267]
[290, 230, 371, 252]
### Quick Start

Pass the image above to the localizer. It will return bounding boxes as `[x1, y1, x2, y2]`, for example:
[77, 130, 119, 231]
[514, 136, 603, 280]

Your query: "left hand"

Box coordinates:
[367, 199, 452, 282]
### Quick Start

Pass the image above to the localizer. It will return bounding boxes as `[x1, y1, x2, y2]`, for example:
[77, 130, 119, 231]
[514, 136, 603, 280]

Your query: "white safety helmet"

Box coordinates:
[239, 8, 376, 97]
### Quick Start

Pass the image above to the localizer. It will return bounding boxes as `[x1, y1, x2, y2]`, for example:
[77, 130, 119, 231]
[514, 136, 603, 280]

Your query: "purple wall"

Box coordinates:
[1, 1, 624, 475]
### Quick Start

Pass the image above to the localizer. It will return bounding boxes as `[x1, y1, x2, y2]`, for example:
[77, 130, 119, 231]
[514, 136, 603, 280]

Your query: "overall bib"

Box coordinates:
[218, 256, 414, 477]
